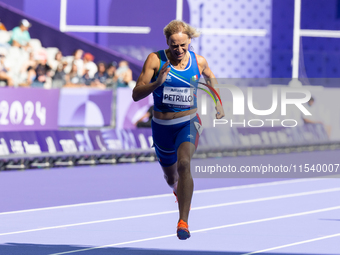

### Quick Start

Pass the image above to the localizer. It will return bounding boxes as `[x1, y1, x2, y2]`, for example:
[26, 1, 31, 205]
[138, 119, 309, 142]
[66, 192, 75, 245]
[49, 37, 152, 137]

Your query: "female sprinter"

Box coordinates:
[132, 20, 224, 240]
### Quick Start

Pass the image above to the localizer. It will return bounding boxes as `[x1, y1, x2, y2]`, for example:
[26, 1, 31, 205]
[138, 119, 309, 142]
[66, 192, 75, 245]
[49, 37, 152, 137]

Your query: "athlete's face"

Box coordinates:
[167, 32, 191, 61]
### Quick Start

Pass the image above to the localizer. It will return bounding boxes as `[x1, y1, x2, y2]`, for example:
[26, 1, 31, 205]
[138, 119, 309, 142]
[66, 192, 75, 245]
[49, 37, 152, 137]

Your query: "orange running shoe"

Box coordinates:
[177, 219, 191, 240]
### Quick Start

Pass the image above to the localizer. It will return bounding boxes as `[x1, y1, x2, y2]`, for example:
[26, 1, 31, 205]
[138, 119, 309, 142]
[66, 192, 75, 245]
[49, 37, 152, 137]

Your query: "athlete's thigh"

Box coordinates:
[175, 115, 202, 151]
[177, 141, 196, 162]
[152, 120, 178, 167]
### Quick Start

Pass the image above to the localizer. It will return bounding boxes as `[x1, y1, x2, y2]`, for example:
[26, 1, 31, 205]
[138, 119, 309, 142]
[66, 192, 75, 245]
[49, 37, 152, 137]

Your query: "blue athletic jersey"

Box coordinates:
[151, 50, 201, 112]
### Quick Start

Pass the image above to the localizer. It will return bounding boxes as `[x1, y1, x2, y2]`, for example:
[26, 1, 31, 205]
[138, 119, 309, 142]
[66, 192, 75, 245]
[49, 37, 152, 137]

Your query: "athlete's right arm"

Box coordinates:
[132, 52, 170, 102]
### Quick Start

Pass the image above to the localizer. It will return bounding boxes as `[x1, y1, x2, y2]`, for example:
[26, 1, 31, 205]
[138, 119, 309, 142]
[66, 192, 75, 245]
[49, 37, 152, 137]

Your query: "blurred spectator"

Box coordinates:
[81, 67, 93, 86]
[21, 66, 37, 87]
[64, 62, 83, 87]
[0, 20, 10, 49]
[52, 64, 67, 88]
[9, 19, 32, 50]
[302, 97, 320, 124]
[135, 106, 153, 128]
[31, 49, 52, 88]
[105, 61, 117, 88]
[19, 51, 37, 87]
[0, 19, 7, 31]
[72, 49, 84, 76]
[115, 60, 133, 88]
[0, 49, 13, 86]
[21, 51, 37, 73]
[91, 61, 107, 89]
[83, 52, 97, 78]
[302, 97, 331, 137]
[49, 51, 63, 73]
[52, 58, 68, 89]
[49, 50, 68, 88]
[93, 62, 108, 83]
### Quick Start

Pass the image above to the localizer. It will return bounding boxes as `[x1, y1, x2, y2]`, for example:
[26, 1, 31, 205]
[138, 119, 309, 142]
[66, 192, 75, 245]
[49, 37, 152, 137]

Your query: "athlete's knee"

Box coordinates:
[177, 158, 191, 175]
[164, 174, 178, 186]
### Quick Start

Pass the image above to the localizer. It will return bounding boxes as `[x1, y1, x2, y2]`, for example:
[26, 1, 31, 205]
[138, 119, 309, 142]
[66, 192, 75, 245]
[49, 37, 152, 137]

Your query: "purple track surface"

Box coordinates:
[0, 150, 339, 255]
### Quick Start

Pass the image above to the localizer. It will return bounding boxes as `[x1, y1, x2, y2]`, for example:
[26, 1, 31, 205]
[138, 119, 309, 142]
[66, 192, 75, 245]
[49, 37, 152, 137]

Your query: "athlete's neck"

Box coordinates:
[166, 50, 189, 69]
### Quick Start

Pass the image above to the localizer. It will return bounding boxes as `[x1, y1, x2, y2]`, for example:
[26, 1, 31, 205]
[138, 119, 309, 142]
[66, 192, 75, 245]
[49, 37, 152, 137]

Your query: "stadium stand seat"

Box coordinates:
[0, 30, 11, 45]
[29, 38, 42, 51]
[46, 47, 59, 64]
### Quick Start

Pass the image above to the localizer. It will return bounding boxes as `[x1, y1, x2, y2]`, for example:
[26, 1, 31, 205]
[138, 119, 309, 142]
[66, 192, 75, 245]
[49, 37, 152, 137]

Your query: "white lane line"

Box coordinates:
[192, 187, 340, 211]
[48, 205, 340, 255]
[0, 194, 169, 216]
[0, 210, 176, 237]
[242, 233, 340, 255]
[0, 178, 322, 216]
[194, 178, 320, 194]
[49, 233, 177, 255]
[1, 187, 340, 237]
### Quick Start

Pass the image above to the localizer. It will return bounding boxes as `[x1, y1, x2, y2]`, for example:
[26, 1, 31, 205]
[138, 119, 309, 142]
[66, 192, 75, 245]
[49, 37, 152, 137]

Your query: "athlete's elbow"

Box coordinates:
[132, 96, 140, 102]
[132, 89, 140, 102]
[132, 93, 138, 102]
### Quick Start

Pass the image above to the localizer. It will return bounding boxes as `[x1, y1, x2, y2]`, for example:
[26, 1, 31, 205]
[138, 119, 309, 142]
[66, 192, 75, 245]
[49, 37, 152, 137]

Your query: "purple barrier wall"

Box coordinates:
[115, 87, 153, 130]
[198, 124, 330, 149]
[0, 88, 59, 131]
[0, 131, 41, 154]
[0, 87, 113, 130]
[58, 89, 112, 127]
[35, 130, 62, 153]
[0, 128, 154, 156]
[0, 124, 330, 157]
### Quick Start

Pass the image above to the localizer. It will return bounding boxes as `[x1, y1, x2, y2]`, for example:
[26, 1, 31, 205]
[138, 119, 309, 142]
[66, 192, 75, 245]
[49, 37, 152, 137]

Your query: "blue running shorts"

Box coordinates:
[151, 114, 202, 167]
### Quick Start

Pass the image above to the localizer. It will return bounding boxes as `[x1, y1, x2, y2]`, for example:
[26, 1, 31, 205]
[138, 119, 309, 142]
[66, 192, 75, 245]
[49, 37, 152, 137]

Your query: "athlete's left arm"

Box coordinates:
[197, 55, 225, 119]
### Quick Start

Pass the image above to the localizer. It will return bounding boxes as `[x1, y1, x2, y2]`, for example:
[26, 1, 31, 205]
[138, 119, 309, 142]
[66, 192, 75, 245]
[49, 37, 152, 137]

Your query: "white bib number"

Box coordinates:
[162, 87, 194, 107]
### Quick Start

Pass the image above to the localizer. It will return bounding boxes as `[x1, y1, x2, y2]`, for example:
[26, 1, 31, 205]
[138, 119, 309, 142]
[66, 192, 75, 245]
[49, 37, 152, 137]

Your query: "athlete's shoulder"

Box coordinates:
[147, 51, 161, 62]
[144, 51, 162, 70]
[192, 53, 208, 71]
[193, 53, 207, 65]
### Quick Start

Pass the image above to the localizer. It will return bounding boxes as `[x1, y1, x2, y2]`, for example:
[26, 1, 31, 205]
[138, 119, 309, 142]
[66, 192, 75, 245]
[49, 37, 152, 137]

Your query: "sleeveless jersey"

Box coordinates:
[151, 50, 201, 112]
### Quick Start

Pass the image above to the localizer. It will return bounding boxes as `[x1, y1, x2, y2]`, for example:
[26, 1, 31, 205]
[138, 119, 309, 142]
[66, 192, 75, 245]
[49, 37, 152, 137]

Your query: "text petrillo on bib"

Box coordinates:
[162, 87, 194, 108]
